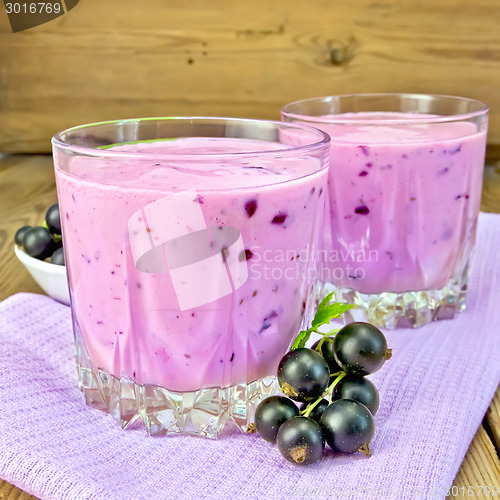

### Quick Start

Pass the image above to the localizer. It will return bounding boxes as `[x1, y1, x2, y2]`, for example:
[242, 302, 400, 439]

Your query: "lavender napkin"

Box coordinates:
[1, 213, 499, 500]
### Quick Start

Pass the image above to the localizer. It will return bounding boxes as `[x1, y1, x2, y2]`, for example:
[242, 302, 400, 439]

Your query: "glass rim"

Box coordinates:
[281, 93, 489, 125]
[52, 116, 331, 161]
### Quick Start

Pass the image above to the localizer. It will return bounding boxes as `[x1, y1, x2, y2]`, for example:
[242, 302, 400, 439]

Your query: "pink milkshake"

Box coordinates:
[52, 118, 329, 437]
[282, 94, 489, 328]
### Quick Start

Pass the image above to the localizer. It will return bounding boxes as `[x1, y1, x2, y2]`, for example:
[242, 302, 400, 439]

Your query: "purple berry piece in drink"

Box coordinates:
[448, 144, 462, 154]
[239, 249, 254, 261]
[355, 205, 370, 215]
[244, 199, 258, 217]
[272, 212, 288, 225]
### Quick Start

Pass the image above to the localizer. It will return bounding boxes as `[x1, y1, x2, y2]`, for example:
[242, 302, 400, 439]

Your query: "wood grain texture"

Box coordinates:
[454, 424, 500, 493]
[0, 155, 56, 302]
[1, 0, 500, 156]
[0, 481, 38, 500]
[0, 154, 499, 499]
[486, 385, 500, 451]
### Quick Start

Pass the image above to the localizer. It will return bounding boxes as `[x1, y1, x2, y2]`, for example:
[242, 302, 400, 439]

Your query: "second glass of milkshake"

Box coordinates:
[282, 94, 488, 328]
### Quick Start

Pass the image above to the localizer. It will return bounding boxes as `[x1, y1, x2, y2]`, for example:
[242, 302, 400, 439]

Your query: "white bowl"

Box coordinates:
[14, 245, 70, 306]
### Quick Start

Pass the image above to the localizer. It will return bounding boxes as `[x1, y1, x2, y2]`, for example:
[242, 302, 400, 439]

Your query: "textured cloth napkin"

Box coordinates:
[1, 213, 500, 500]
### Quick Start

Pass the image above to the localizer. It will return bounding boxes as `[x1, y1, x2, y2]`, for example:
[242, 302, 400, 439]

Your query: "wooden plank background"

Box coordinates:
[1, 0, 500, 158]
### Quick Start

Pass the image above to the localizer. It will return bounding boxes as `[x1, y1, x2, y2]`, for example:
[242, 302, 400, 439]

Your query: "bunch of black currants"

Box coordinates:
[253, 294, 391, 466]
[15, 203, 65, 266]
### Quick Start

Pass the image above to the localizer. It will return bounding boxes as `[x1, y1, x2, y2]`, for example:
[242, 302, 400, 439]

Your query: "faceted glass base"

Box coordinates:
[75, 333, 278, 438]
[323, 269, 468, 329]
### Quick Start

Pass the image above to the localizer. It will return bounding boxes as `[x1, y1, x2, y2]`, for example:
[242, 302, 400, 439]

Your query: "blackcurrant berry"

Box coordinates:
[23, 226, 54, 260]
[320, 399, 375, 455]
[333, 375, 379, 415]
[334, 322, 389, 376]
[276, 416, 325, 465]
[311, 338, 343, 373]
[254, 396, 298, 443]
[299, 398, 329, 423]
[45, 203, 61, 235]
[15, 226, 32, 247]
[278, 348, 330, 402]
[50, 247, 65, 266]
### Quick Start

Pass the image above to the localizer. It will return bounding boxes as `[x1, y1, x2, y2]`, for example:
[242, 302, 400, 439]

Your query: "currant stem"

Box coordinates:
[315, 336, 326, 352]
[313, 329, 339, 354]
[300, 394, 323, 418]
[327, 371, 346, 400]
[300, 371, 347, 418]
[318, 328, 340, 339]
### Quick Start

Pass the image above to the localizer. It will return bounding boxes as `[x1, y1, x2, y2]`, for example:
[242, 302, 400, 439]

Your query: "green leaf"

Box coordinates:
[291, 329, 311, 350]
[289, 294, 354, 350]
[311, 292, 354, 329]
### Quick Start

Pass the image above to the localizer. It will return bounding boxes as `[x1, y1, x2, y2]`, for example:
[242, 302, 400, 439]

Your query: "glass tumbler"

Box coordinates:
[282, 94, 488, 328]
[52, 117, 329, 438]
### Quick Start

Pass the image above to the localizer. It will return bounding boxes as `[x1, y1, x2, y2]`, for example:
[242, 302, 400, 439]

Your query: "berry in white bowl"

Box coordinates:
[14, 202, 70, 305]
[14, 244, 70, 306]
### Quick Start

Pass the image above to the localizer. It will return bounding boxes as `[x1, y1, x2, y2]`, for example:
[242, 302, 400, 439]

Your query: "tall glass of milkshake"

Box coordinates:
[52, 117, 330, 438]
